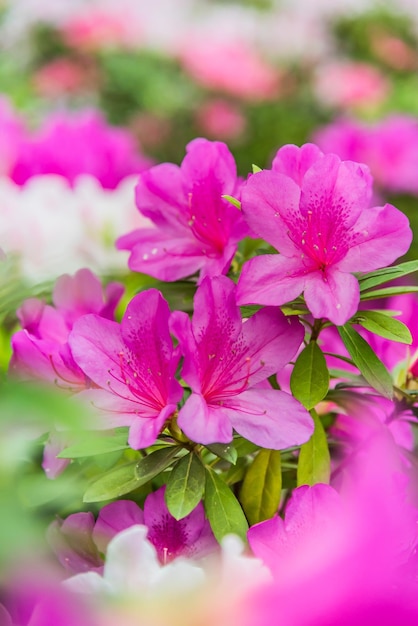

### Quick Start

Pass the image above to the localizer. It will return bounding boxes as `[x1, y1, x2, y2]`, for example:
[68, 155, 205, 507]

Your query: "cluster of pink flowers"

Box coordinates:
[3, 135, 417, 625]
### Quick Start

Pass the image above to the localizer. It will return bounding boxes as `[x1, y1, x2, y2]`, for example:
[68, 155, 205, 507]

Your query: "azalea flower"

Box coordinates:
[171, 275, 313, 447]
[237, 144, 412, 325]
[69, 289, 183, 449]
[49, 487, 217, 573]
[117, 138, 250, 283]
[11, 110, 152, 190]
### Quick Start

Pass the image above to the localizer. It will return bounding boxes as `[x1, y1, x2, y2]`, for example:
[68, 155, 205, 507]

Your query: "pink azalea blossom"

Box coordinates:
[11, 110, 152, 189]
[244, 434, 418, 625]
[170, 275, 313, 447]
[236, 144, 412, 325]
[33, 58, 93, 98]
[69, 289, 183, 449]
[179, 40, 279, 101]
[313, 61, 390, 110]
[10, 268, 123, 390]
[49, 487, 216, 574]
[196, 100, 246, 141]
[314, 116, 418, 195]
[117, 138, 250, 283]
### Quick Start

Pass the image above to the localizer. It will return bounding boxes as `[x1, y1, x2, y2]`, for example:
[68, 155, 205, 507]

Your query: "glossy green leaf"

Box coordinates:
[290, 342, 329, 409]
[204, 468, 248, 542]
[165, 453, 206, 520]
[338, 324, 393, 398]
[358, 260, 418, 292]
[135, 446, 181, 482]
[83, 462, 140, 502]
[206, 443, 237, 464]
[297, 410, 330, 486]
[360, 285, 418, 301]
[240, 449, 282, 525]
[58, 431, 129, 458]
[353, 310, 412, 344]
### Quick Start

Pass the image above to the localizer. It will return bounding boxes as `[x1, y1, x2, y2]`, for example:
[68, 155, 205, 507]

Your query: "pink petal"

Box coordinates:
[219, 388, 314, 449]
[93, 501, 144, 553]
[337, 203, 412, 272]
[303, 268, 360, 325]
[236, 255, 309, 306]
[177, 393, 233, 444]
[272, 143, 324, 185]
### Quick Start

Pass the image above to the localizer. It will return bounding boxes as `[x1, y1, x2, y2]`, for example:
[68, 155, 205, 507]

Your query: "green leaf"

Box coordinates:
[222, 194, 241, 210]
[240, 449, 282, 525]
[204, 468, 248, 542]
[83, 462, 140, 502]
[165, 453, 205, 520]
[360, 286, 418, 301]
[353, 310, 412, 344]
[206, 443, 238, 464]
[58, 431, 129, 458]
[290, 342, 329, 410]
[252, 164, 263, 173]
[297, 410, 330, 486]
[135, 446, 181, 482]
[338, 324, 393, 398]
[358, 260, 418, 292]
[83, 446, 181, 502]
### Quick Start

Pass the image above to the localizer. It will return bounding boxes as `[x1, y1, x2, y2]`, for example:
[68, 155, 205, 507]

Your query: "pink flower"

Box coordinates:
[11, 110, 152, 189]
[170, 275, 313, 447]
[117, 138, 250, 283]
[243, 435, 418, 625]
[313, 61, 390, 110]
[0, 97, 26, 176]
[236, 144, 412, 325]
[179, 40, 279, 101]
[10, 268, 123, 389]
[49, 487, 216, 573]
[196, 100, 246, 140]
[61, 7, 141, 50]
[33, 58, 93, 98]
[69, 289, 183, 449]
[314, 116, 418, 195]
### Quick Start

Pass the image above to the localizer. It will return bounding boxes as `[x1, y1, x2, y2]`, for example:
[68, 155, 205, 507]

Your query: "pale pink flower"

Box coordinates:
[196, 100, 246, 141]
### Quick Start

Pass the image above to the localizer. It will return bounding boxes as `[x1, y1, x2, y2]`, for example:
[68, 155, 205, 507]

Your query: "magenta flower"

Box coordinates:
[50, 488, 216, 572]
[237, 144, 412, 325]
[171, 275, 313, 447]
[10, 268, 124, 390]
[69, 289, 183, 449]
[117, 138, 250, 283]
[11, 109, 152, 189]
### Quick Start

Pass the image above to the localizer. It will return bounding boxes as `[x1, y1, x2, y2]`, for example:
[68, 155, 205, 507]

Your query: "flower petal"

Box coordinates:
[218, 388, 314, 449]
[303, 268, 360, 325]
[177, 393, 233, 444]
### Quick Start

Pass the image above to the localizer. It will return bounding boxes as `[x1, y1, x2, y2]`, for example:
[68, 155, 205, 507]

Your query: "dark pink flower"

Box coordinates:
[117, 138, 250, 283]
[237, 144, 412, 325]
[50, 488, 216, 572]
[11, 110, 152, 189]
[69, 289, 183, 449]
[10, 268, 124, 390]
[171, 275, 313, 447]
[0, 97, 27, 176]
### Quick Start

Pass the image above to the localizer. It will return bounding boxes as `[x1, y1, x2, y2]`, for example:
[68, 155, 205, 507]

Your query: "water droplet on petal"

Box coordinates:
[151, 248, 158, 255]
[336, 303, 341, 309]
[143, 253, 149, 260]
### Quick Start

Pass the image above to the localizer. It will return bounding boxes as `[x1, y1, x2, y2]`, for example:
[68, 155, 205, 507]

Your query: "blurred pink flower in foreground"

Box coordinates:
[50, 486, 216, 574]
[314, 115, 418, 195]
[313, 61, 390, 110]
[244, 432, 418, 626]
[11, 110, 152, 189]
[179, 40, 279, 101]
